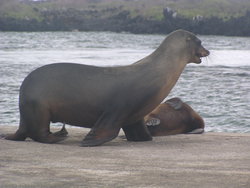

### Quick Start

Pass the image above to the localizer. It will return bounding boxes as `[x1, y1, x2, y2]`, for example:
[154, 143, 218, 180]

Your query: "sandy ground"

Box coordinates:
[0, 125, 250, 188]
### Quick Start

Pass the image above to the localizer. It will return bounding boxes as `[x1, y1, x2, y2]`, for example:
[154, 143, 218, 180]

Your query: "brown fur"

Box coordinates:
[144, 98, 205, 136]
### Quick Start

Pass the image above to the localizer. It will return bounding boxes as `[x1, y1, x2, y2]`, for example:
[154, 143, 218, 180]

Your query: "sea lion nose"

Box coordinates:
[200, 47, 210, 57]
[204, 49, 210, 56]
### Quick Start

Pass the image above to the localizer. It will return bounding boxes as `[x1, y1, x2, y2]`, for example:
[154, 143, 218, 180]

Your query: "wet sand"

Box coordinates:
[1, 125, 250, 188]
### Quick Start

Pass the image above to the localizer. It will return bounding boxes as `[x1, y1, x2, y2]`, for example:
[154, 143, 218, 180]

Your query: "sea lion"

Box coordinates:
[144, 98, 205, 136]
[4, 29, 209, 146]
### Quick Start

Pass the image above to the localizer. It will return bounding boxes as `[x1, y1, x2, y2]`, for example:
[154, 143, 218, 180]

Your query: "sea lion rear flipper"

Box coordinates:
[4, 128, 27, 141]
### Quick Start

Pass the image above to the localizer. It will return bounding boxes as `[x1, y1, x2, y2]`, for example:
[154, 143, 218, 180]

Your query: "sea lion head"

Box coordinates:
[145, 97, 205, 136]
[165, 98, 205, 132]
[166, 30, 210, 64]
[185, 32, 210, 64]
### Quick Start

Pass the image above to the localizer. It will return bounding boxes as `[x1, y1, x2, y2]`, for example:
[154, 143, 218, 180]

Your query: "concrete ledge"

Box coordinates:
[1, 125, 250, 188]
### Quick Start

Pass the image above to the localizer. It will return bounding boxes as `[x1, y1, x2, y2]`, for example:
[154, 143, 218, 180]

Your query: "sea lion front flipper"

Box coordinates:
[187, 128, 204, 134]
[145, 118, 161, 127]
[81, 128, 119, 147]
[123, 120, 152, 142]
[81, 112, 121, 147]
[53, 123, 68, 137]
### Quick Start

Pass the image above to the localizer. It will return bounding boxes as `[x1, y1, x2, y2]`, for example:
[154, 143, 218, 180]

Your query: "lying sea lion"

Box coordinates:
[5, 29, 209, 146]
[60, 97, 204, 139]
[144, 98, 205, 136]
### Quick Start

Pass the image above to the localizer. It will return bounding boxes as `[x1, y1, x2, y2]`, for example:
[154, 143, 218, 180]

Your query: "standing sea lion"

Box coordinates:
[144, 98, 205, 136]
[5, 30, 209, 146]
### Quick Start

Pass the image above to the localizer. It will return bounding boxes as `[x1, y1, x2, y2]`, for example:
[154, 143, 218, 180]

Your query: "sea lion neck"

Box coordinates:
[133, 36, 188, 83]
[130, 31, 193, 106]
[134, 31, 191, 71]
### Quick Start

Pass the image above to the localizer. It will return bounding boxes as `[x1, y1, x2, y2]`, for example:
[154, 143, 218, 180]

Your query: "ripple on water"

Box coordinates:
[0, 32, 249, 133]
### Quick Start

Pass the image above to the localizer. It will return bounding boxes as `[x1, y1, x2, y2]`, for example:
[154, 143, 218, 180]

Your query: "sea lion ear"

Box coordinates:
[145, 118, 161, 127]
[166, 98, 183, 110]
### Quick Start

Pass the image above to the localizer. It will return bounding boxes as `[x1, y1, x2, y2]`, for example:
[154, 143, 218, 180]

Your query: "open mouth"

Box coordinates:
[194, 53, 203, 63]
[194, 49, 209, 63]
[200, 48, 210, 57]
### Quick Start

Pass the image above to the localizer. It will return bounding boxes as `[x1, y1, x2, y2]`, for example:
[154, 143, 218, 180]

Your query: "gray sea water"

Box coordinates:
[0, 32, 249, 133]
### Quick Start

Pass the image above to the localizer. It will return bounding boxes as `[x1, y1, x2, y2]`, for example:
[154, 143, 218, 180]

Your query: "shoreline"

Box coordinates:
[1, 125, 250, 188]
[1, 1, 250, 37]
[1, 124, 250, 135]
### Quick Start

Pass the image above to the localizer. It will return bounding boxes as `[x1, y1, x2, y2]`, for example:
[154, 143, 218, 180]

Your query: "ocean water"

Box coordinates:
[0, 32, 249, 133]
